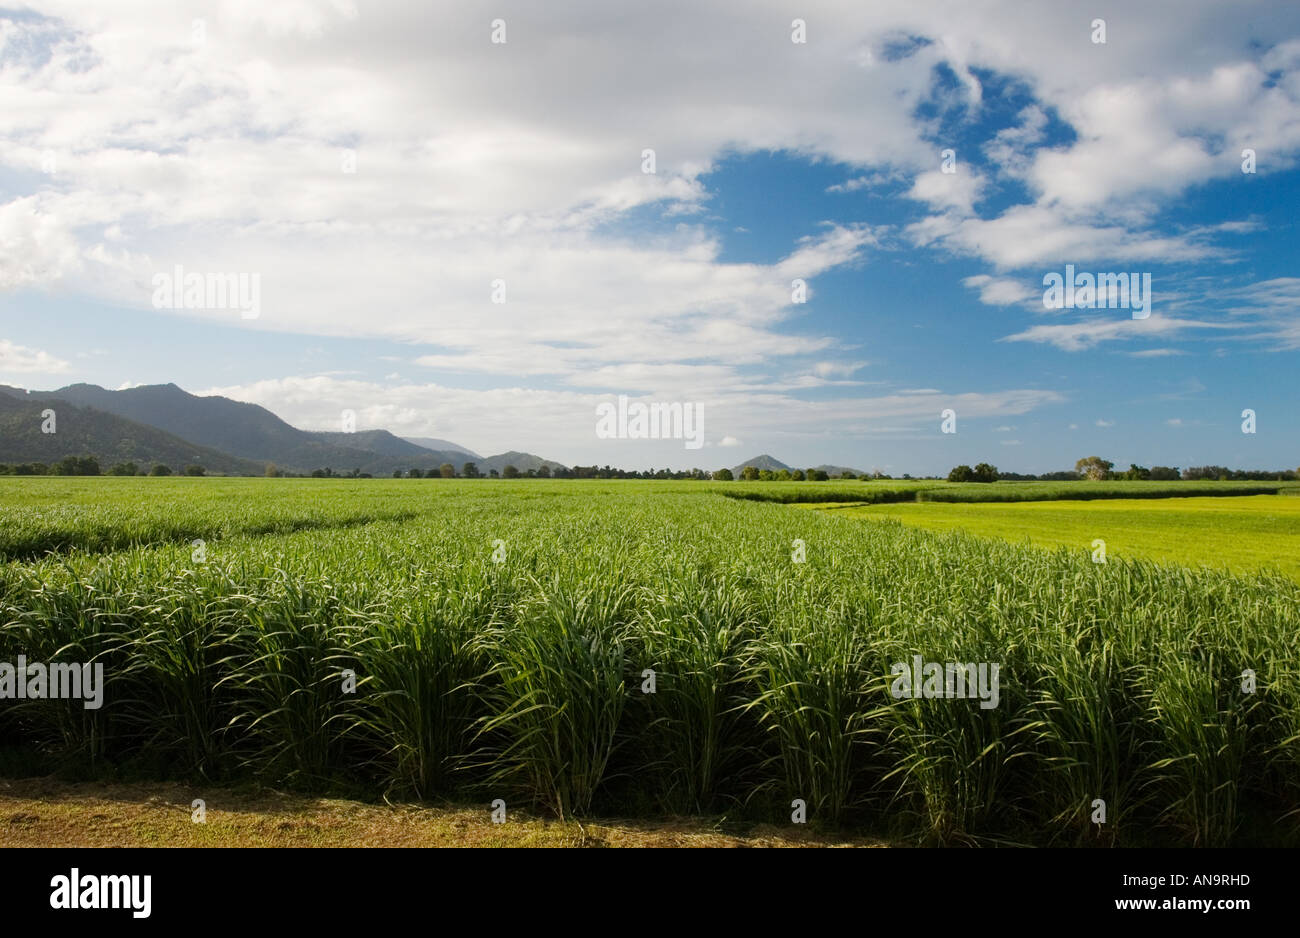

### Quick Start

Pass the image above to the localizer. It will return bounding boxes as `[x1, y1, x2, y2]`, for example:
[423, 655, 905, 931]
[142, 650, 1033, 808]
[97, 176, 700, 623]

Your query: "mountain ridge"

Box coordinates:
[0, 383, 564, 476]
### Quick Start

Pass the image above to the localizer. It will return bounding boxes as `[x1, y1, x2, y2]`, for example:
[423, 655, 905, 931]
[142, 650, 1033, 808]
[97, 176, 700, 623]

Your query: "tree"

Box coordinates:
[713, 468, 734, 480]
[1149, 466, 1179, 480]
[149, 464, 173, 476]
[947, 464, 974, 482]
[409, 468, 423, 479]
[184, 465, 206, 476]
[502, 464, 519, 479]
[109, 461, 138, 476]
[463, 462, 480, 478]
[972, 462, 999, 483]
[758, 469, 774, 481]
[807, 469, 829, 482]
[741, 466, 759, 481]
[439, 463, 455, 478]
[791, 469, 805, 481]
[1124, 463, 1150, 480]
[537, 465, 551, 478]
[1075, 456, 1114, 481]
[265, 463, 280, 478]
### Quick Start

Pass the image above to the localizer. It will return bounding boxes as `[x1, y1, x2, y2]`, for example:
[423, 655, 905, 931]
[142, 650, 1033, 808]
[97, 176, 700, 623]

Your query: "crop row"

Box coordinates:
[1, 490, 1296, 844]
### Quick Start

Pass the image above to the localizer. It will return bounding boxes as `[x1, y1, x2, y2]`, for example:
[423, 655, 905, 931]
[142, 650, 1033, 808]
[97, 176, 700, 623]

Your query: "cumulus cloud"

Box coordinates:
[0, 339, 71, 375]
[963, 274, 1034, 307]
[3, 0, 1299, 423]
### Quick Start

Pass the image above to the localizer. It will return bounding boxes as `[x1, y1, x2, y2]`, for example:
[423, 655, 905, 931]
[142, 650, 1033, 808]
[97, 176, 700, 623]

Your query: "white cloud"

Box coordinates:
[1128, 348, 1188, 358]
[963, 274, 1034, 307]
[1001, 315, 1241, 352]
[908, 167, 985, 215]
[3, 0, 1300, 415]
[718, 436, 742, 447]
[1095, 419, 1114, 428]
[0, 339, 70, 374]
[198, 374, 1065, 466]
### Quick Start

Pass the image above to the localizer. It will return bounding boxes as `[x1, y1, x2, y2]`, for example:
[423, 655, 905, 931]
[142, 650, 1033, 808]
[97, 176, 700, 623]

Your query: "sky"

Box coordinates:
[1, 0, 1298, 474]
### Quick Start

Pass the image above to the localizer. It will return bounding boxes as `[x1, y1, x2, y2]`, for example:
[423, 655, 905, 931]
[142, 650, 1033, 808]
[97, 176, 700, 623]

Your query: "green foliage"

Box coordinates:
[1076, 456, 1114, 481]
[52, 456, 100, 476]
[0, 477, 1296, 845]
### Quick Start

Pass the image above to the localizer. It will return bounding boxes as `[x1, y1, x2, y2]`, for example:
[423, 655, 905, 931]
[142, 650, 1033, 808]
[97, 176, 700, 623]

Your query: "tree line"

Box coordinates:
[947, 458, 1300, 483]
[0, 458, 205, 476]
[8, 454, 1296, 482]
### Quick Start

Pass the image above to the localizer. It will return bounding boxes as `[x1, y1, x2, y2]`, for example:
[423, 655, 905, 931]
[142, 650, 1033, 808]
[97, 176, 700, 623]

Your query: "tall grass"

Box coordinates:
[0, 479, 1296, 844]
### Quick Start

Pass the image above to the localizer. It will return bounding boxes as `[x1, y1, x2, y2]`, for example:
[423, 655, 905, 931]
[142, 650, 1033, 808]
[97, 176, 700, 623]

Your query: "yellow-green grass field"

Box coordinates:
[814, 494, 1300, 580]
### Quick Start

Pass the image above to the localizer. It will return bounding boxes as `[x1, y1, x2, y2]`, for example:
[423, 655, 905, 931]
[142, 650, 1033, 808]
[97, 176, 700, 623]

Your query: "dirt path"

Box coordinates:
[0, 776, 886, 848]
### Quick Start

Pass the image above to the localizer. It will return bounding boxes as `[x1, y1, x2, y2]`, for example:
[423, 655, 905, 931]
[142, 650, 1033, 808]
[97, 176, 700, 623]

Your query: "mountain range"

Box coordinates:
[0, 383, 564, 477]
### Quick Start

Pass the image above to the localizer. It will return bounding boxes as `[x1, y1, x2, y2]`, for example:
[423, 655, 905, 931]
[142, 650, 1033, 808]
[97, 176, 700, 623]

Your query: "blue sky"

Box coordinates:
[1, 1, 1298, 473]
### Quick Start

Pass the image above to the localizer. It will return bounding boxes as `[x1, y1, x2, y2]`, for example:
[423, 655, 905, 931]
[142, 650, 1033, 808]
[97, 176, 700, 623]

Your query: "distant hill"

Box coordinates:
[729, 454, 863, 477]
[29, 383, 382, 474]
[0, 391, 263, 474]
[0, 383, 564, 476]
[814, 464, 864, 478]
[306, 430, 470, 474]
[402, 437, 481, 459]
[732, 454, 791, 474]
[478, 451, 568, 475]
